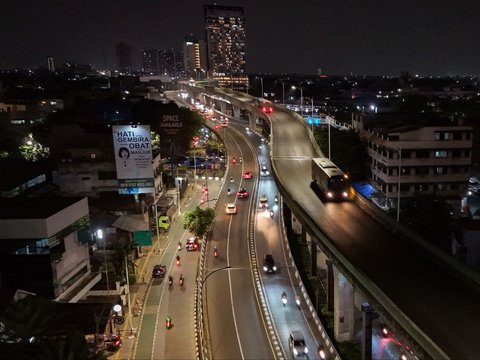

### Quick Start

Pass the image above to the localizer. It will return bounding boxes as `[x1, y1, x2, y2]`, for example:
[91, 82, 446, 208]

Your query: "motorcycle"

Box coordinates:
[270, 209, 274, 219]
[229, 177, 234, 183]
[166, 316, 172, 329]
[295, 295, 301, 308]
[168, 275, 173, 286]
[281, 292, 287, 307]
[176, 255, 181, 266]
[214, 247, 218, 257]
[179, 274, 184, 286]
[177, 241, 182, 250]
[227, 188, 232, 196]
[275, 194, 278, 204]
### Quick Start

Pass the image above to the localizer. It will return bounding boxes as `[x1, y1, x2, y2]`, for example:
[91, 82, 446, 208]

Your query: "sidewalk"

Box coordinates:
[112, 177, 223, 359]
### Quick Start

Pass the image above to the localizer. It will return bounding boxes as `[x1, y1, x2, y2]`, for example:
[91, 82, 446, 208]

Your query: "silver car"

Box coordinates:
[289, 330, 308, 357]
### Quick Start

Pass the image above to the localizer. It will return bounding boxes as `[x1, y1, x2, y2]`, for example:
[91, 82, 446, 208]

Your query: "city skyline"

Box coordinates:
[2, 0, 480, 76]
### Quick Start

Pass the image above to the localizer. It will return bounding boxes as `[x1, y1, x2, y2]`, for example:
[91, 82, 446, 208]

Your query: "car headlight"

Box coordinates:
[273, 266, 277, 271]
[266, 171, 270, 175]
[342, 191, 348, 197]
[263, 266, 268, 271]
[327, 192, 333, 198]
[293, 348, 298, 355]
[304, 347, 308, 354]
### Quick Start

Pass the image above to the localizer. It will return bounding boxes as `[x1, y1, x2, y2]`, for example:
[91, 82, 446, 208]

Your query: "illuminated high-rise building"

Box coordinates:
[204, 4, 248, 88]
[183, 35, 207, 79]
[141, 49, 160, 75]
[158, 49, 183, 78]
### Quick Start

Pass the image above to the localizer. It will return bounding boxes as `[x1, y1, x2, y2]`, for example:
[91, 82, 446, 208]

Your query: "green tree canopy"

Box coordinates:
[314, 127, 368, 182]
[394, 194, 453, 250]
[183, 207, 215, 238]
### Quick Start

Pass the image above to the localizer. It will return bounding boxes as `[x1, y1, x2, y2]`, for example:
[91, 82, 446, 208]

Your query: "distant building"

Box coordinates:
[204, 4, 248, 88]
[158, 49, 183, 78]
[0, 197, 100, 301]
[352, 113, 473, 208]
[141, 49, 160, 75]
[46, 56, 55, 72]
[183, 35, 207, 79]
[115, 43, 132, 74]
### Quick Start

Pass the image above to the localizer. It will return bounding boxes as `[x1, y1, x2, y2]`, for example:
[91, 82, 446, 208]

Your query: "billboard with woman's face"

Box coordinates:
[112, 125, 154, 194]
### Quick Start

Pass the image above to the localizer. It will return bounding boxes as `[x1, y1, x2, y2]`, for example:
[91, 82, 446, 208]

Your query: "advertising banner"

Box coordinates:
[112, 125, 154, 194]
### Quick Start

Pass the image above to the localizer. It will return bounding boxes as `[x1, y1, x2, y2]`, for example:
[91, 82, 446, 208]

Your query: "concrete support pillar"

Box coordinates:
[232, 105, 241, 119]
[248, 112, 256, 130]
[361, 303, 377, 360]
[326, 259, 334, 312]
[333, 268, 355, 342]
[309, 238, 317, 276]
[291, 212, 302, 235]
[219, 102, 227, 114]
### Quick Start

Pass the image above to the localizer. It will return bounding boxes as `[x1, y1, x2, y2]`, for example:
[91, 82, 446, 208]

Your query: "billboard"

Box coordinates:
[112, 125, 154, 194]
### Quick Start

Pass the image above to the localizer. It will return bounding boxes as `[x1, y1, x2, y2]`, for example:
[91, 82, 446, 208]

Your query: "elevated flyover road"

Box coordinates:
[198, 87, 480, 359]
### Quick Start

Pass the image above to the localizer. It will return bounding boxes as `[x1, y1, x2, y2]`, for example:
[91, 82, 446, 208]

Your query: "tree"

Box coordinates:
[183, 207, 215, 238]
[0, 296, 105, 360]
[314, 127, 369, 182]
[395, 194, 453, 250]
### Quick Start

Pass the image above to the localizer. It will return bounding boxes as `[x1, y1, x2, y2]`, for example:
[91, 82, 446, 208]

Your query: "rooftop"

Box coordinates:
[0, 196, 85, 219]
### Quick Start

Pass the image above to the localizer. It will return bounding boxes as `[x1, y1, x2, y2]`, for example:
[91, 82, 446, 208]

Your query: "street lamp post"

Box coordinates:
[198, 265, 232, 287]
[291, 86, 303, 118]
[281, 81, 285, 106]
[396, 148, 402, 223]
[305, 97, 314, 132]
[260, 77, 264, 101]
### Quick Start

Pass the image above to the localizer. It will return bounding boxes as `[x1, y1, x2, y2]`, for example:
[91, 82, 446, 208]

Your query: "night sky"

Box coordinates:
[2, 0, 480, 76]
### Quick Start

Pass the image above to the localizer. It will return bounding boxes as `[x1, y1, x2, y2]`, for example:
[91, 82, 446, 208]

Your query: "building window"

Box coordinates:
[90, 153, 96, 159]
[435, 132, 451, 140]
[434, 150, 448, 158]
[81, 177, 90, 180]
[452, 150, 461, 158]
[416, 150, 429, 158]
[435, 167, 444, 175]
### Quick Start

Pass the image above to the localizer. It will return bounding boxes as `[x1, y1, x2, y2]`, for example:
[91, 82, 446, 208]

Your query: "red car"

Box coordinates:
[243, 171, 253, 179]
[262, 105, 273, 113]
[186, 237, 199, 251]
[236, 188, 249, 198]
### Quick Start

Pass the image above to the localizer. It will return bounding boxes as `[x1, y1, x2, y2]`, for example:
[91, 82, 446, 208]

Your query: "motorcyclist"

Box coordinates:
[179, 274, 184, 285]
[176, 255, 180, 265]
[281, 291, 287, 306]
[270, 209, 274, 218]
[214, 246, 218, 257]
[230, 177, 234, 183]
[168, 275, 173, 285]
[227, 188, 231, 195]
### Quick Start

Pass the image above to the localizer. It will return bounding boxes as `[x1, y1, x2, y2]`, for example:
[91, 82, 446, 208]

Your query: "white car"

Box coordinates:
[225, 203, 237, 214]
[259, 194, 269, 208]
[260, 165, 270, 176]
